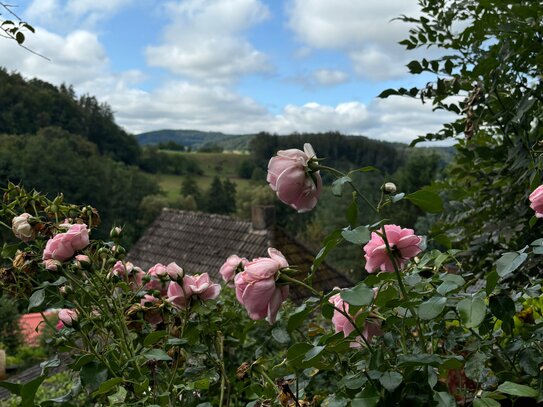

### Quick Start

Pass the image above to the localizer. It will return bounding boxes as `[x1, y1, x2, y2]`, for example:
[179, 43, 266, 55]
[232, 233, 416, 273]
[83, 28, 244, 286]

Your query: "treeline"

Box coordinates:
[0, 68, 139, 165]
[249, 132, 406, 174]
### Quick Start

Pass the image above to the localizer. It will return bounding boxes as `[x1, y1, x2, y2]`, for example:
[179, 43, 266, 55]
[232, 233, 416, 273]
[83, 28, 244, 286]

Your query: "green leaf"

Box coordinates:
[80, 362, 108, 393]
[143, 331, 168, 347]
[303, 345, 325, 363]
[378, 89, 399, 98]
[143, 349, 172, 361]
[496, 381, 538, 398]
[341, 226, 370, 245]
[433, 391, 456, 407]
[94, 377, 123, 395]
[495, 251, 528, 278]
[332, 176, 352, 197]
[346, 199, 358, 226]
[28, 288, 45, 311]
[340, 283, 374, 306]
[379, 371, 403, 392]
[15, 31, 25, 44]
[457, 296, 486, 328]
[311, 229, 343, 274]
[406, 190, 443, 213]
[286, 342, 313, 367]
[464, 352, 487, 381]
[407, 60, 424, 74]
[352, 387, 379, 407]
[271, 326, 290, 344]
[397, 354, 443, 367]
[436, 274, 465, 295]
[418, 296, 447, 320]
[473, 398, 501, 407]
[287, 303, 310, 333]
[108, 386, 127, 405]
[322, 302, 334, 319]
[485, 271, 499, 295]
[489, 294, 516, 321]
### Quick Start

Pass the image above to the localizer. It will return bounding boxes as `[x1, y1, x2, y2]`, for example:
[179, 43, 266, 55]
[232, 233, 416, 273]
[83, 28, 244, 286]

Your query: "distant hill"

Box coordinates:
[136, 129, 255, 151]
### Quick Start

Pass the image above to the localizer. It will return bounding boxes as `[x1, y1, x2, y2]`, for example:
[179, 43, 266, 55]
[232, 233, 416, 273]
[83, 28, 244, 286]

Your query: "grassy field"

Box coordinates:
[154, 151, 261, 201]
[155, 173, 255, 201]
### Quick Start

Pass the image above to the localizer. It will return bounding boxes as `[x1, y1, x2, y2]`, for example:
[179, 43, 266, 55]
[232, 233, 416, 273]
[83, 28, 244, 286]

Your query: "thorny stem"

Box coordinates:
[379, 227, 426, 352]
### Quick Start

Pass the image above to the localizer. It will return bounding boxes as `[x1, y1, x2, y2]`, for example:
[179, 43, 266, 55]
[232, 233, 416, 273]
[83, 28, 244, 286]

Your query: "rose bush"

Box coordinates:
[2, 144, 542, 406]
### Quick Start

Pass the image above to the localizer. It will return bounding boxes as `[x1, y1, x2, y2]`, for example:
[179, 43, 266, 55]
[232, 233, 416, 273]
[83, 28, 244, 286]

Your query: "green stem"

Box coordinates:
[280, 274, 375, 355]
[379, 227, 426, 352]
[315, 164, 379, 214]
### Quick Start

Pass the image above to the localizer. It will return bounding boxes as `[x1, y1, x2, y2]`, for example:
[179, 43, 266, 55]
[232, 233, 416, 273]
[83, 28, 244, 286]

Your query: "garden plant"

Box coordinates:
[1, 0, 542, 405]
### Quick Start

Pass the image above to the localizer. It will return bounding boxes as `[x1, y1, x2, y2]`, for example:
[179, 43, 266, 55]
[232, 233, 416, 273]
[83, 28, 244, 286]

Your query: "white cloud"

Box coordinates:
[0, 28, 108, 86]
[312, 69, 348, 86]
[287, 0, 420, 80]
[145, 0, 272, 83]
[25, 0, 132, 29]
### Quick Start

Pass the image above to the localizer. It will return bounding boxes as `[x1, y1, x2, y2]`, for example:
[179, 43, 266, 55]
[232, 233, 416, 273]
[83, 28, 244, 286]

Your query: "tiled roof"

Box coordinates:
[128, 208, 353, 300]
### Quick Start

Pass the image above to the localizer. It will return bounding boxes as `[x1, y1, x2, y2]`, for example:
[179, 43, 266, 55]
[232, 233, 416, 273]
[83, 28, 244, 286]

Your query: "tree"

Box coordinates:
[181, 176, 203, 209]
[381, 0, 543, 276]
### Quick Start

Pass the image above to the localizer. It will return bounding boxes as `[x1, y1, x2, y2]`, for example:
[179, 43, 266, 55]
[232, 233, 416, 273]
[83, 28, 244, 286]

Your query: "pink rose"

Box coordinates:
[234, 248, 289, 323]
[12, 213, 35, 242]
[64, 224, 90, 251]
[58, 308, 78, 327]
[167, 280, 193, 308]
[267, 143, 322, 213]
[166, 262, 184, 281]
[328, 289, 381, 345]
[74, 254, 91, 269]
[364, 224, 422, 273]
[109, 260, 132, 278]
[184, 273, 221, 300]
[145, 263, 168, 293]
[43, 224, 90, 262]
[167, 272, 221, 308]
[56, 320, 64, 330]
[529, 185, 543, 218]
[43, 259, 61, 271]
[219, 255, 247, 283]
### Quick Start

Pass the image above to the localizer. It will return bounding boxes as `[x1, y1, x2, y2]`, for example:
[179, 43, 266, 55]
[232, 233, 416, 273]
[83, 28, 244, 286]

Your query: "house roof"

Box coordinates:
[19, 312, 55, 346]
[128, 207, 353, 300]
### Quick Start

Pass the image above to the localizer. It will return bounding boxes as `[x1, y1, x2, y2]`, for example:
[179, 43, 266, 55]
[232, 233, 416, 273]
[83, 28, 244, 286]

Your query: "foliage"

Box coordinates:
[203, 176, 236, 214]
[380, 0, 543, 276]
[0, 296, 22, 354]
[0, 69, 140, 165]
[0, 128, 159, 244]
[139, 146, 202, 175]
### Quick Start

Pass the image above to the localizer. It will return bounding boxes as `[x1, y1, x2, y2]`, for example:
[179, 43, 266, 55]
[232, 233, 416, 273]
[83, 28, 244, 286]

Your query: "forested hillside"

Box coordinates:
[0, 69, 158, 243]
[0, 68, 140, 164]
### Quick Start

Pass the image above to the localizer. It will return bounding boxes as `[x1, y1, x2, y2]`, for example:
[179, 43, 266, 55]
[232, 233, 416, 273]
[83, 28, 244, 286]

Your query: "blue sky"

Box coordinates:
[0, 0, 454, 143]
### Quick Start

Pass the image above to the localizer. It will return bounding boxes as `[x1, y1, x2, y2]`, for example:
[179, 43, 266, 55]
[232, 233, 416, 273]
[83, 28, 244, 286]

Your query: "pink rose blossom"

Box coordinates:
[12, 213, 35, 242]
[267, 143, 322, 213]
[234, 248, 289, 324]
[167, 280, 192, 308]
[42, 224, 90, 262]
[110, 260, 133, 278]
[185, 273, 221, 300]
[364, 225, 422, 273]
[145, 263, 169, 294]
[328, 288, 381, 346]
[74, 254, 91, 269]
[166, 262, 184, 281]
[167, 272, 221, 308]
[43, 259, 61, 271]
[529, 185, 543, 218]
[219, 255, 247, 283]
[56, 320, 64, 330]
[58, 308, 78, 327]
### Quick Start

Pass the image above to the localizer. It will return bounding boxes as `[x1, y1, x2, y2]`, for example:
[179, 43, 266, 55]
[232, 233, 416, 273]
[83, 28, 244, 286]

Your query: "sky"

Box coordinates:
[0, 0, 456, 143]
